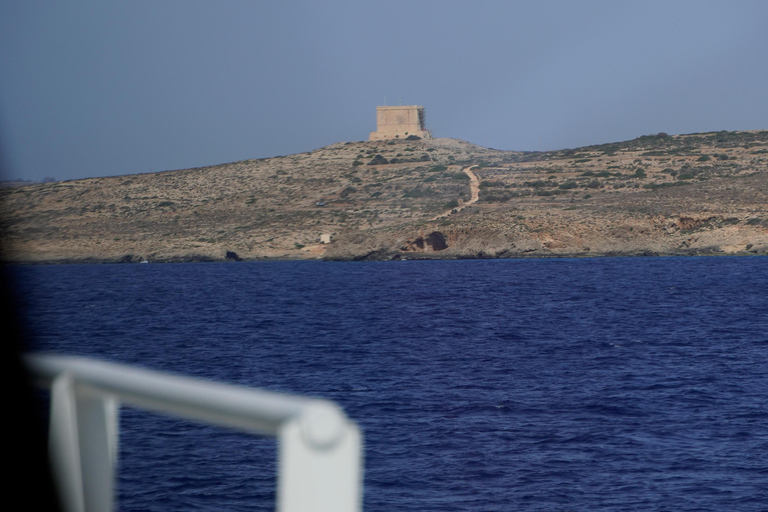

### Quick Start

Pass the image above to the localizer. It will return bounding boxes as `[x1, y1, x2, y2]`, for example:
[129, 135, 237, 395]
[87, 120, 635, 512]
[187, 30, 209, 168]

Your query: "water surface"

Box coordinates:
[13, 257, 768, 511]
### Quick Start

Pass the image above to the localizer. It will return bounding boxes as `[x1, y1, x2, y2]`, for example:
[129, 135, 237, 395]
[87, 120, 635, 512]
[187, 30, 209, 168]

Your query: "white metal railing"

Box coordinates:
[26, 354, 363, 512]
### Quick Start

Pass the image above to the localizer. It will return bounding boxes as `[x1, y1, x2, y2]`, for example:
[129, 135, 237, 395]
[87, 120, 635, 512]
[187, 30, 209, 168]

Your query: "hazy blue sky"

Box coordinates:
[1, 1, 766, 181]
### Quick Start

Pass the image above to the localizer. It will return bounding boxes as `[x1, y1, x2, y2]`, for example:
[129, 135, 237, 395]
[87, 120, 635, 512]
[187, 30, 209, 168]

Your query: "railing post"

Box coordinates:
[49, 373, 119, 512]
[76, 385, 119, 512]
[50, 374, 85, 512]
[277, 404, 363, 512]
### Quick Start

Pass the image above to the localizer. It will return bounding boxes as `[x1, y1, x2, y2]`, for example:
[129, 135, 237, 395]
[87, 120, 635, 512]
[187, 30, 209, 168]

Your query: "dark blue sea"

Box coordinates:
[11, 257, 768, 512]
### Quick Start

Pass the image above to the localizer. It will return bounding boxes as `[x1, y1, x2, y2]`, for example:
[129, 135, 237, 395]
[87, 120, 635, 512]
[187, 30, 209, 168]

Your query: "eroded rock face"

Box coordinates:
[225, 250, 243, 261]
[677, 216, 717, 231]
[401, 231, 448, 252]
[426, 231, 448, 251]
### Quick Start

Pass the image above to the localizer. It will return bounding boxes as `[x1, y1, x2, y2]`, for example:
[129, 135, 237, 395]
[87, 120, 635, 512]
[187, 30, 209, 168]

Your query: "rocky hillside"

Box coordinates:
[2, 131, 768, 263]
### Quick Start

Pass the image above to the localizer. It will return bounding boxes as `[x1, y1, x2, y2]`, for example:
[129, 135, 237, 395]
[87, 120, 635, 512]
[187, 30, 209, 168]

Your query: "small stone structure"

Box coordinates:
[369, 106, 431, 141]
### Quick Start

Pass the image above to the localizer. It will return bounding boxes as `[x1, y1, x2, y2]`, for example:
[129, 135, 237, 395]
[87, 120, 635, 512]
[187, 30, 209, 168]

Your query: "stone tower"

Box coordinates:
[369, 105, 431, 141]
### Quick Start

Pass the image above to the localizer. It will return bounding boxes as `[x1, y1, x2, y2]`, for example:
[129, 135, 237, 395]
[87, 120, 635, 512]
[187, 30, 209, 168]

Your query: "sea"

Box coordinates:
[10, 256, 768, 512]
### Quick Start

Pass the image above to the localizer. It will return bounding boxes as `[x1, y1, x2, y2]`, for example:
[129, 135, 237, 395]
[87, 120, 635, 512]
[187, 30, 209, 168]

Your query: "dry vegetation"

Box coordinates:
[2, 131, 768, 263]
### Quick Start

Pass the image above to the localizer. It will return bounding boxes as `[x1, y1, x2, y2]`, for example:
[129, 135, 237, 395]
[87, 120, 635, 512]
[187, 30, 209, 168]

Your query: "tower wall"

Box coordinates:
[369, 106, 431, 141]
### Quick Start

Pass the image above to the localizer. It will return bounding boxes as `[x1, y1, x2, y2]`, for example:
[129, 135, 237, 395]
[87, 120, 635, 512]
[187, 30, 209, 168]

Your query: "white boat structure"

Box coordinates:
[26, 354, 364, 512]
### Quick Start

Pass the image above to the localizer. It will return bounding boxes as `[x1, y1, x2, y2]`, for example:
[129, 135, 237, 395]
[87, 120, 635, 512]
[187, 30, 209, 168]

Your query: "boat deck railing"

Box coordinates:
[26, 354, 363, 512]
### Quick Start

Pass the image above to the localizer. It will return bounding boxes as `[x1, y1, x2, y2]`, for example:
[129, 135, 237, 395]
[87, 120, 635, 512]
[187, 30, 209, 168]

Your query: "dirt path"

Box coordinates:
[432, 165, 480, 220]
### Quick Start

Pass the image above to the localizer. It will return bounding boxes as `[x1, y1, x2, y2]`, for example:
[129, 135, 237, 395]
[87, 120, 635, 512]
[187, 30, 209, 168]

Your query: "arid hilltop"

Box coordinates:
[2, 131, 768, 263]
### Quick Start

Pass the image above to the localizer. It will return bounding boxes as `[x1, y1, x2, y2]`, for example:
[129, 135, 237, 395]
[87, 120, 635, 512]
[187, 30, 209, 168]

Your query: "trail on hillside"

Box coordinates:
[432, 165, 480, 220]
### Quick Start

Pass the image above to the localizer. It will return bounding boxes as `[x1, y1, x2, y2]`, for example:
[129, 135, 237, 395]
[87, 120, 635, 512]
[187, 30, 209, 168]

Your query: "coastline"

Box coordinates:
[4, 246, 767, 265]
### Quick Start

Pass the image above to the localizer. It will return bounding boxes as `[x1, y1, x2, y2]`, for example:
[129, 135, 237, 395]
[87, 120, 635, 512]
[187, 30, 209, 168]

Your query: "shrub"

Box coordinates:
[697, 155, 711, 162]
[367, 154, 389, 165]
[402, 187, 435, 198]
[444, 200, 459, 209]
[643, 181, 689, 190]
[482, 191, 517, 202]
[558, 181, 578, 190]
[480, 180, 505, 188]
[406, 135, 421, 141]
[634, 169, 646, 178]
[524, 180, 551, 188]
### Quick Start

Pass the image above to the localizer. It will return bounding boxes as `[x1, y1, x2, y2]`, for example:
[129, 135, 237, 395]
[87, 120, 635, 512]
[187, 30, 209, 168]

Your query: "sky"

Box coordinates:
[1, 1, 767, 182]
